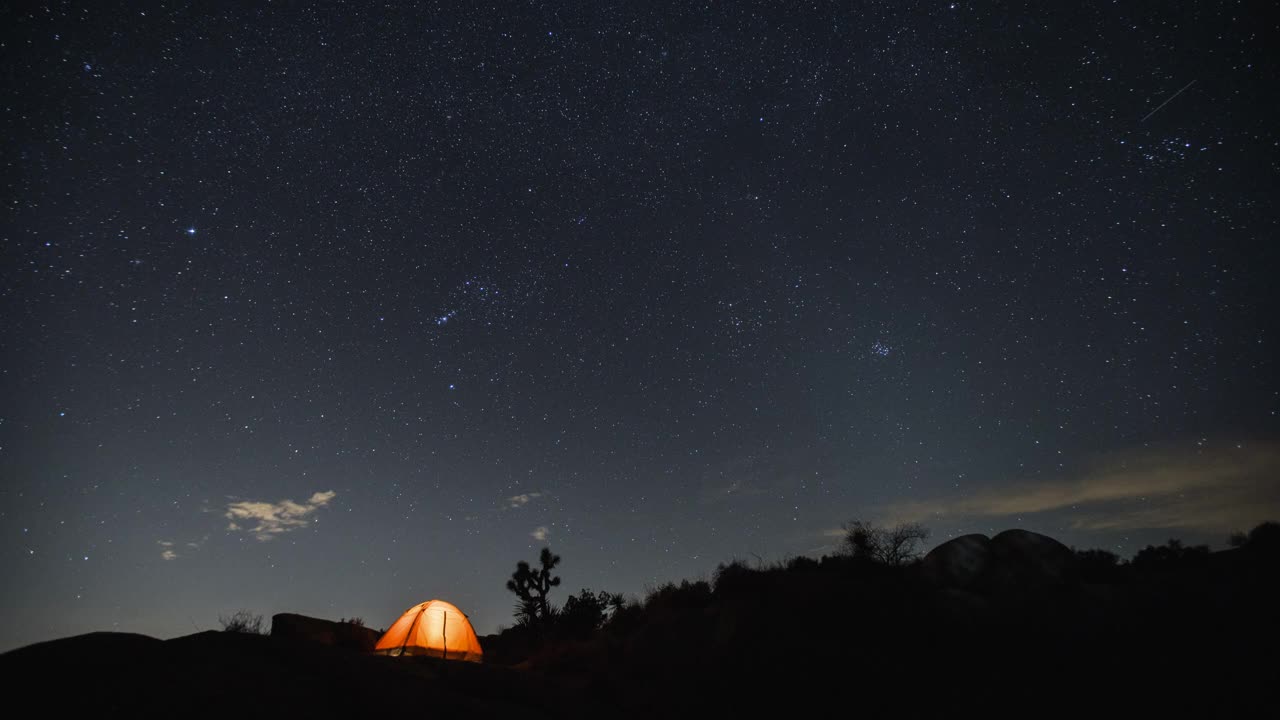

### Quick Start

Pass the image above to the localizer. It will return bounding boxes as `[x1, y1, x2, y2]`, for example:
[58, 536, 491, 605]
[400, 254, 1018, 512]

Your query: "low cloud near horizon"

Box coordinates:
[225, 490, 336, 541]
[884, 442, 1280, 534]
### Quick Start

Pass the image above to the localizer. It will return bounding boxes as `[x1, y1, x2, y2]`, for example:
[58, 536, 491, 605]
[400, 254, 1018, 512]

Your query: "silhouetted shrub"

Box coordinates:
[1131, 539, 1210, 571]
[219, 610, 266, 634]
[841, 519, 930, 566]
[1075, 548, 1124, 582]
[712, 560, 759, 596]
[603, 596, 644, 634]
[645, 580, 712, 613]
[559, 589, 619, 638]
[1242, 521, 1280, 555]
[336, 617, 370, 649]
[786, 555, 819, 572]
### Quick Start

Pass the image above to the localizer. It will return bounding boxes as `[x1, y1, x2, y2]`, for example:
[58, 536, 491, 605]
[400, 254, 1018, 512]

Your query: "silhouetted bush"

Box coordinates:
[786, 555, 819, 572]
[219, 610, 265, 634]
[1131, 539, 1210, 571]
[559, 589, 618, 638]
[841, 519, 930, 566]
[1241, 521, 1280, 554]
[603, 596, 644, 634]
[644, 580, 712, 613]
[711, 560, 760, 596]
[336, 616, 370, 648]
[1075, 548, 1124, 583]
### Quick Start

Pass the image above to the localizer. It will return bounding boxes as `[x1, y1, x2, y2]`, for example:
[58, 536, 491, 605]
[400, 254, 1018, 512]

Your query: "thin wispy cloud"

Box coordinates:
[885, 443, 1280, 533]
[798, 527, 850, 555]
[507, 492, 542, 508]
[225, 490, 336, 541]
[531, 526, 549, 541]
[697, 454, 785, 504]
[158, 540, 177, 561]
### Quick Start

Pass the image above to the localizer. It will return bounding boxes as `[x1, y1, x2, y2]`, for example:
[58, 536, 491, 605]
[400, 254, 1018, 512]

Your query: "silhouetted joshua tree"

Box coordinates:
[506, 546, 562, 626]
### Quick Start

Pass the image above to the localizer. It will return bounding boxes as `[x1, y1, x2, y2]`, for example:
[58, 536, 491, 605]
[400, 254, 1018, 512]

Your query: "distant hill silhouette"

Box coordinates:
[0, 626, 540, 718]
[4, 526, 1276, 717]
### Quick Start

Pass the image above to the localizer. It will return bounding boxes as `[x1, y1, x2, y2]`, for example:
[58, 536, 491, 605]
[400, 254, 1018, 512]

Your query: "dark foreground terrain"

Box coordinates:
[4, 528, 1277, 717]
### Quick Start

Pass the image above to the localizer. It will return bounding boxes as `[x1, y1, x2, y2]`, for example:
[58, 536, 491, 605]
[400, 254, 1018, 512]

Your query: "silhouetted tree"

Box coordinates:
[559, 588, 620, 637]
[787, 555, 820, 572]
[645, 579, 713, 612]
[1075, 548, 1123, 582]
[219, 610, 266, 634]
[1131, 538, 1210, 571]
[841, 519, 930, 566]
[506, 546, 562, 626]
[1231, 521, 1280, 555]
[1249, 520, 1280, 547]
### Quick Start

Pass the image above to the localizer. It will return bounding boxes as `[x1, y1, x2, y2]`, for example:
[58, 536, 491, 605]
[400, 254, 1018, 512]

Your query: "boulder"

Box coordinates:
[271, 613, 381, 650]
[921, 533, 992, 589]
[923, 529, 1080, 597]
[988, 529, 1078, 588]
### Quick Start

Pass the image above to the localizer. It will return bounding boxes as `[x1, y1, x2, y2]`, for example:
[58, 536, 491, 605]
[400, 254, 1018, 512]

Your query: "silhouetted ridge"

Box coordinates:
[4, 527, 1276, 717]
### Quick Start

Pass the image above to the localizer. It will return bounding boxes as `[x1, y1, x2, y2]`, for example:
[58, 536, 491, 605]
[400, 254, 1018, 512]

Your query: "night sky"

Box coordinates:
[3, 2, 1277, 652]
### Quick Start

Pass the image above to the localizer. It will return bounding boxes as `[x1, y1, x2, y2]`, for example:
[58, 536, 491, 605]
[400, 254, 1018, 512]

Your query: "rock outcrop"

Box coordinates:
[921, 533, 992, 589]
[921, 528, 1077, 595]
[271, 613, 381, 650]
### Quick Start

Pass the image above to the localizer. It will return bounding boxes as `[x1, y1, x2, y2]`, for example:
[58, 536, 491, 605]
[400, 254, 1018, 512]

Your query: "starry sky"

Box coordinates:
[2, 2, 1277, 652]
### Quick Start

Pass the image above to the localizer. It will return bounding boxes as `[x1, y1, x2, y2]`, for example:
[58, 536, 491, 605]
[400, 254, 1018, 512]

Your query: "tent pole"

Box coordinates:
[401, 605, 426, 656]
[442, 610, 448, 661]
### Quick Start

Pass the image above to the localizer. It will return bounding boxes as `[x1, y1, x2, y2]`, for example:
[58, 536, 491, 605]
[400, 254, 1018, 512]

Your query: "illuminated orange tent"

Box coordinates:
[373, 599, 483, 662]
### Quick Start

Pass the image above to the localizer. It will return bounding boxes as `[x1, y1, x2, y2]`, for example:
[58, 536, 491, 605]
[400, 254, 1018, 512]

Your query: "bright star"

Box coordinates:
[186, 227, 196, 235]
